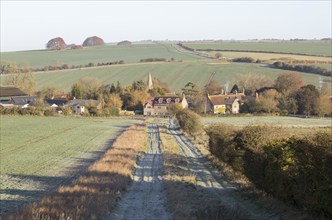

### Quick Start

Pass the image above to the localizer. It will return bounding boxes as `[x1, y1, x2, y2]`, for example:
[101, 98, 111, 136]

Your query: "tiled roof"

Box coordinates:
[153, 96, 182, 105]
[0, 87, 27, 97]
[11, 96, 37, 105]
[66, 99, 100, 107]
[208, 96, 225, 105]
[225, 97, 237, 105]
[45, 99, 69, 106]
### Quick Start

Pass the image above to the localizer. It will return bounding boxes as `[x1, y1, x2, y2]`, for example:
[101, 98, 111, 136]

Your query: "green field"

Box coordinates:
[2, 61, 327, 92]
[0, 116, 138, 214]
[202, 116, 332, 127]
[0, 44, 203, 68]
[1, 43, 331, 93]
[184, 41, 332, 57]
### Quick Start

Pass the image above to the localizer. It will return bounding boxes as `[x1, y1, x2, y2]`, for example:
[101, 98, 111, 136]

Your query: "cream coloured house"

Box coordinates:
[143, 94, 188, 116]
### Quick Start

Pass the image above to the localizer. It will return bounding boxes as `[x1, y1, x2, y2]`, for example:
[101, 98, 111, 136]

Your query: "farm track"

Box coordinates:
[108, 123, 171, 220]
[168, 119, 279, 219]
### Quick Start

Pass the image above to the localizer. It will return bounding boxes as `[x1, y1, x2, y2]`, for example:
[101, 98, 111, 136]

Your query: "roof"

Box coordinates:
[225, 97, 238, 105]
[11, 96, 37, 105]
[0, 103, 15, 107]
[208, 96, 225, 105]
[0, 87, 27, 97]
[153, 96, 183, 105]
[66, 99, 100, 107]
[45, 99, 69, 107]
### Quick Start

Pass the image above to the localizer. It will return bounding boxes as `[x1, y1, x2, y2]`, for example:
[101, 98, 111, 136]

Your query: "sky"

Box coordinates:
[1, 1, 331, 52]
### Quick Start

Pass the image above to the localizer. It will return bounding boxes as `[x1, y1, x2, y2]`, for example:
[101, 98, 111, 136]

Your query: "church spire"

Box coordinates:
[147, 72, 153, 90]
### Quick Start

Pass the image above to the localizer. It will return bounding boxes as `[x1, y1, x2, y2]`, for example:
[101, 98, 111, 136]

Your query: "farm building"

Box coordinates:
[0, 87, 37, 108]
[45, 99, 70, 108]
[143, 94, 188, 116]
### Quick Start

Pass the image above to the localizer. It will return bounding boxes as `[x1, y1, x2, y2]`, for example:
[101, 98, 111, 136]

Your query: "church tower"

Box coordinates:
[147, 72, 153, 90]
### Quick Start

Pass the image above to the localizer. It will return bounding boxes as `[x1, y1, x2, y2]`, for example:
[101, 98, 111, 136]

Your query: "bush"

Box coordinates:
[102, 107, 119, 116]
[44, 109, 55, 116]
[232, 57, 256, 63]
[18, 108, 31, 115]
[176, 109, 202, 136]
[63, 107, 72, 116]
[205, 124, 242, 170]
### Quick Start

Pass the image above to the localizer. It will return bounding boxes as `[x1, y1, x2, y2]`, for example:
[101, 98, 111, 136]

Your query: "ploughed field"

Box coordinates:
[0, 116, 138, 215]
[183, 41, 332, 57]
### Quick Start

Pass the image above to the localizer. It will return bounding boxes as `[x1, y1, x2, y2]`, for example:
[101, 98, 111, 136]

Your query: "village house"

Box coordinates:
[144, 94, 188, 116]
[207, 87, 245, 114]
[65, 99, 102, 115]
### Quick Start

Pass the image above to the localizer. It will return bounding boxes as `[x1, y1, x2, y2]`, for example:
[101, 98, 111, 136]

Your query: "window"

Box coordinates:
[158, 98, 163, 104]
[166, 98, 171, 103]
[175, 98, 180, 103]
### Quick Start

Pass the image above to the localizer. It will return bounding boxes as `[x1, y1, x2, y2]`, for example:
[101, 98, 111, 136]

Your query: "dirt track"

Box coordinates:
[108, 119, 282, 219]
[108, 123, 171, 220]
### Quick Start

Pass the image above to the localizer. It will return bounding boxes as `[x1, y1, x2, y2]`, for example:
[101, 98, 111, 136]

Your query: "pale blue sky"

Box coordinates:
[1, 1, 331, 52]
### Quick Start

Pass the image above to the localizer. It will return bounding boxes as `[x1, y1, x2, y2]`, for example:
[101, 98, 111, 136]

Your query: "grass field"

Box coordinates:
[184, 41, 332, 57]
[0, 115, 139, 214]
[1, 60, 329, 93]
[202, 116, 332, 127]
[0, 44, 203, 68]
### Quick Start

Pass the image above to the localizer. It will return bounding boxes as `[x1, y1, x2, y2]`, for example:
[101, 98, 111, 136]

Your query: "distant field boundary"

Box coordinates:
[180, 44, 332, 58]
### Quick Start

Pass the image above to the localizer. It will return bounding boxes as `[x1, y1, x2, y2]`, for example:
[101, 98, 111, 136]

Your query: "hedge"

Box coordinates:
[206, 124, 332, 217]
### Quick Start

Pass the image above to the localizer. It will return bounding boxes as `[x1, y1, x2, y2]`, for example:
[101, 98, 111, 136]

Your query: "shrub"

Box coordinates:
[18, 108, 30, 115]
[176, 109, 202, 136]
[232, 57, 256, 63]
[44, 109, 55, 116]
[102, 107, 119, 117]
[205, 124, 242, 169]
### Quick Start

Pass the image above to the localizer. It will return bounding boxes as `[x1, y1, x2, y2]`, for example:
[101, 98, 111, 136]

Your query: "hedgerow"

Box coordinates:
[206, 124, 332, 217]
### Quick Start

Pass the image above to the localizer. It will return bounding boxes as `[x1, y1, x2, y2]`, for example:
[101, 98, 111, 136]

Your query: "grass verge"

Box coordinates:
[2, 123, 147, 220]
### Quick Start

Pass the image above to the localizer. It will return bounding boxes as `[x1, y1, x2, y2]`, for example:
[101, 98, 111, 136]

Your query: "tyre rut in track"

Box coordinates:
[108, 123, 171, 220]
